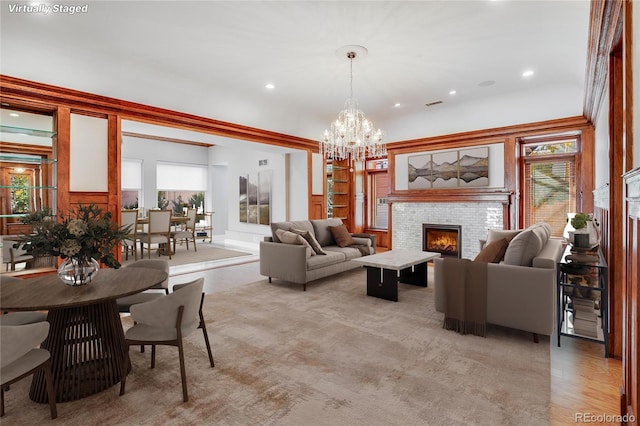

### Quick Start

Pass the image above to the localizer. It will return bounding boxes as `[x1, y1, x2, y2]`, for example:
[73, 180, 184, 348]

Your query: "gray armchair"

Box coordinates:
[119, 278, 209, 402]
[1, 322, 57, 419]
[116, 259, 170, 313]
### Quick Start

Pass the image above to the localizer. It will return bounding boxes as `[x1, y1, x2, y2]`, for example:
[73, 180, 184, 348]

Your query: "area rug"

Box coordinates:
[2, 269, 550, 425]
[121, 243, 251, 269]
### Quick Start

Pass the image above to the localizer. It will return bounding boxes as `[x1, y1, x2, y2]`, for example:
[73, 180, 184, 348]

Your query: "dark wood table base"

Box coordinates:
[30, 300, 126, 403]
[365, 262, 428, 302]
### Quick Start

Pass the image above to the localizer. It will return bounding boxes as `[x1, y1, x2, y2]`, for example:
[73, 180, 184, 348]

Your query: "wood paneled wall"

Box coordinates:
[623, 167, 639, 424]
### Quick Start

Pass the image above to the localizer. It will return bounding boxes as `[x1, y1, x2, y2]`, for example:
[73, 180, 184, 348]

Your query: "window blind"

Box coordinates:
[156, 163, 207, 191]
[524, 159, 576, 236]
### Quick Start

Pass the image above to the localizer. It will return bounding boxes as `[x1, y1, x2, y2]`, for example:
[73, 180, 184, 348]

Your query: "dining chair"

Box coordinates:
[172, 280, 214, 368]
[121, 209, 139, 261]
[1, 322, 57, 419]
[138, 209, 172, 259]
[171, 208, 197, 253]
[2, 239, 34, 272]
[0, 277, 47, 325]
[119, 278, 207, 403]
[116, 259, 170, 313]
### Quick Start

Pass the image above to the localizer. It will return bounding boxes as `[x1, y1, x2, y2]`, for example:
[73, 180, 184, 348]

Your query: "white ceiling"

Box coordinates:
[0, 0, 591, 148]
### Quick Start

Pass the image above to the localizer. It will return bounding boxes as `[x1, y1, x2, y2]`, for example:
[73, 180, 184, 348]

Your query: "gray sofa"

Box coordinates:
[434, 223, 564, 339]
[260, 218, 376, 290]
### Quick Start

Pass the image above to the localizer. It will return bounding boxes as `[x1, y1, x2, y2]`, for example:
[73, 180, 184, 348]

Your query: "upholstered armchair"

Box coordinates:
[119, 278, 209, 402]
[1, 322, 57, 419]
[171, 208, 197, 253]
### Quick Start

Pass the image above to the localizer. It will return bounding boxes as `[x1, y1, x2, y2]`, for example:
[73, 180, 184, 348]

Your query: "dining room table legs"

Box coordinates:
[29, 300, 127, 403]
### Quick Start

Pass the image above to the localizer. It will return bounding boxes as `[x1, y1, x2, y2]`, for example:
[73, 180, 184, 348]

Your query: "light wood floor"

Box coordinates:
[551, 335, 622, 425]
[170, 257, 623, 425]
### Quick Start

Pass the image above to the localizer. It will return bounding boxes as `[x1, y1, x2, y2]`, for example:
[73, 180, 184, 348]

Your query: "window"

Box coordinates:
[520, 138, 578, 236]
[156, 162, 207, 215]
[366, 159, 388, 230]
[121, 159, 142, 209]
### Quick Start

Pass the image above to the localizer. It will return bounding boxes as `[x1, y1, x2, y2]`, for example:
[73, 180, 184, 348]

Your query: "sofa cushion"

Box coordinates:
[328, 224, 355, 247]
[503, 223, 550, 266]
[306, 250, 346, 271]
[310, 218, 344, 246]
[290, 228, 326, 255]
[274, 229, 313, 258]
[270, 220, 314, 243]
[474, 238, 509, 263]
[323, 245, 369, 260]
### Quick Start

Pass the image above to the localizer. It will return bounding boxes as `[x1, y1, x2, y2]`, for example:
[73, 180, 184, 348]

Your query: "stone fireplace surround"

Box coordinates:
[391, 202, 504, 260]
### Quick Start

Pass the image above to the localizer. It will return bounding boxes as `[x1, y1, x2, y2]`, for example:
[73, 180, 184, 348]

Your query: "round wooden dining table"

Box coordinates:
[0, 267, 168, 403]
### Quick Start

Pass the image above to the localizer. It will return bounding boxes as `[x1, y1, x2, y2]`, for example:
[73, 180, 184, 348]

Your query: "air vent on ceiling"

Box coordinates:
[425, 100, 443, 107]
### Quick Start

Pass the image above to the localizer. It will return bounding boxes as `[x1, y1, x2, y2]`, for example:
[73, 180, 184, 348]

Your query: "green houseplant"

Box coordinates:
[570, 212, 591, 230]
[16, 204, 130, 285]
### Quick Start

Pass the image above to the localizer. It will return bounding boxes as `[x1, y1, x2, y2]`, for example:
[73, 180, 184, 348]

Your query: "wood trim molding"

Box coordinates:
[0, 75, 318, 152]
[388, 188, 513, 204]
[121, 131, 215, 148]
[386, 116, 592, 153]
[583, 0, 624, 122]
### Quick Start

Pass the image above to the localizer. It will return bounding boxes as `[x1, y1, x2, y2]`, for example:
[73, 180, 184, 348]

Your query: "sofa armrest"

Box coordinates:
[532, 238, 563, 269]
[259, 241, 308, 283]
[351, 233, 377, 253]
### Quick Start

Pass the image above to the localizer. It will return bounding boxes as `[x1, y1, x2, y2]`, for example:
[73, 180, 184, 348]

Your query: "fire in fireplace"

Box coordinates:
[422, 224, 462, 258]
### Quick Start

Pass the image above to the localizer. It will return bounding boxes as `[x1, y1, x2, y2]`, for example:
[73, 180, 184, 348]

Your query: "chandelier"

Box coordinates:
[320, 47, 386, 163]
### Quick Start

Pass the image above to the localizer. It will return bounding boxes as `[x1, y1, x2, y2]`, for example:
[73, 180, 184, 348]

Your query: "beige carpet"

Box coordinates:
[121, 243, 251, 269]
[3, 269, 550, 425]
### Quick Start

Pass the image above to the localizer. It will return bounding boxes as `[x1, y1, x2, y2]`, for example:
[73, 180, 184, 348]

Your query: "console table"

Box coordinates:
[556, 246, 608, 357]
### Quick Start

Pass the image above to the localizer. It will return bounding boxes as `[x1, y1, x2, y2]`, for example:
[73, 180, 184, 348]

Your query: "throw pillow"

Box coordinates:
[474, 238, 509, 263]
[275, 229, 313, 258]
[291, 228, 326, 255]
[503, 225, 547, 266]
[328, 224, 355, 248]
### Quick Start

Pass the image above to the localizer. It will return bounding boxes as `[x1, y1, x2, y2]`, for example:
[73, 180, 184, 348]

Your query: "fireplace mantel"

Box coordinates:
[387, 188, 513, 204]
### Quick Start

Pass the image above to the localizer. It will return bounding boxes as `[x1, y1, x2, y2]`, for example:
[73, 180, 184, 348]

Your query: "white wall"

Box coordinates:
[121, 137, 209, 209]
[208, 145, 308, 244]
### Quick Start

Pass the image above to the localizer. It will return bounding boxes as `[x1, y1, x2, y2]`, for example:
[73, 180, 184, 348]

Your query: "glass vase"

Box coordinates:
[57, 257, 100, 286]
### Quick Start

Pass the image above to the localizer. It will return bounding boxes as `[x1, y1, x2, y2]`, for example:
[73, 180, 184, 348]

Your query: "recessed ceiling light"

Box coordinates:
[265, 83, 275, 89]
[394, 102, 401, 108]
[522, 70, 534, 77]
[9, 113, 19, 117]
[449, 90, 456, 95]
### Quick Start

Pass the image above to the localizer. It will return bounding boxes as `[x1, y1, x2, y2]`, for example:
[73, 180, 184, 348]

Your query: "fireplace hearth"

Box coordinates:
[422, 224, 462, 258]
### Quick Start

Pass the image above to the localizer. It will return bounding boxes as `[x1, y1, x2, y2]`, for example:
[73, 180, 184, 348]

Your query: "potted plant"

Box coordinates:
[568, 212, 599, 248]
[15, 204, 130, 286]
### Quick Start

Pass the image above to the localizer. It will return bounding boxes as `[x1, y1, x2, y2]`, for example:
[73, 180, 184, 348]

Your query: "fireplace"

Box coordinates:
[422, 224, 462, 258]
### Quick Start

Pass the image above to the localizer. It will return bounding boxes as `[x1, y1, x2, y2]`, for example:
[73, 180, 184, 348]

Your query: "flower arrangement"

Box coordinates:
[16, 204, 130, 269]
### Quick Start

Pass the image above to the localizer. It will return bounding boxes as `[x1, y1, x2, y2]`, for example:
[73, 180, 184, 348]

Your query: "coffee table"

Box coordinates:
[351, 250, 441, 301]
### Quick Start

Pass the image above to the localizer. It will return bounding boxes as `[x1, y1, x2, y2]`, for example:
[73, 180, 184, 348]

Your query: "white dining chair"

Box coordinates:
[121, 209, 139, 261]
[138, 210, 172, 259]
[172, 208, 197, 253]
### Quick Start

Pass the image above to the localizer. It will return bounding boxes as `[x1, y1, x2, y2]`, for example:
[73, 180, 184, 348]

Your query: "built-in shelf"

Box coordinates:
[0, 154, 56, 164]
[0, 125, 56, 138]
